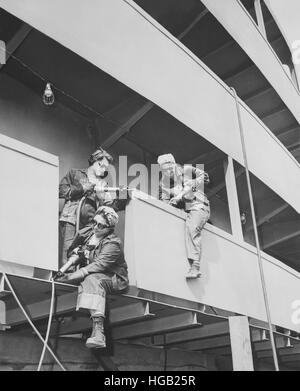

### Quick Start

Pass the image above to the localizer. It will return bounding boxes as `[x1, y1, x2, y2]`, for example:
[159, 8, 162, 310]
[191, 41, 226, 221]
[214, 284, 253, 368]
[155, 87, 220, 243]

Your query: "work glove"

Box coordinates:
[82, 182, 96, 195]
[169, 194, 183, 205]
[55, 268, 88, 285]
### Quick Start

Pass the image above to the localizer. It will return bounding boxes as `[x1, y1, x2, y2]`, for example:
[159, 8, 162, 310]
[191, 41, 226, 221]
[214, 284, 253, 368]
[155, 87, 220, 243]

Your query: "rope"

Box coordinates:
[37, 277, 56, 371]
[3, 274, 66, 371]
[231, 87, 279, 371]
[76, 196, 86, 235]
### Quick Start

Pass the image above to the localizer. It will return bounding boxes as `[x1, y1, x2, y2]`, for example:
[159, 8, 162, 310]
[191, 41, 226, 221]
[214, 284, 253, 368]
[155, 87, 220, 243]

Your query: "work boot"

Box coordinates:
[186, 262, 201, 279]
[85, 316, 106, 349]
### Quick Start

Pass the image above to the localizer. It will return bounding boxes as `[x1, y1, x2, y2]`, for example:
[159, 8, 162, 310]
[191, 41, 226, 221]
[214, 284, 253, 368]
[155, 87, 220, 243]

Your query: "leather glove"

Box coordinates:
[82, 182, 95, 195]
[55, 268, 88, 285]
[169, 194, 183, 205]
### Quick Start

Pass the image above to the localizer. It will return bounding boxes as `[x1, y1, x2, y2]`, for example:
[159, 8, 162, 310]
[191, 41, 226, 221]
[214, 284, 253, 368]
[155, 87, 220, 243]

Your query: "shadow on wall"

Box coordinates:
[0, 73, 94, 177]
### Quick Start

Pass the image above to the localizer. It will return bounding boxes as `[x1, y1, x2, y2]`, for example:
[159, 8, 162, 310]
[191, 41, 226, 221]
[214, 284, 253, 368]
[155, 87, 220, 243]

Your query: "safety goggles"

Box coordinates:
[92, 218, 109, 229]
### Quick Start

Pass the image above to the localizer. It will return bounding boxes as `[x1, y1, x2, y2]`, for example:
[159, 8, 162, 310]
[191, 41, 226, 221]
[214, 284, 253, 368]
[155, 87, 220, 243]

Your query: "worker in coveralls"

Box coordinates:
[59, 147, 115, 266]
[56, 206, 129, 349]
[158, 154, 210, 279]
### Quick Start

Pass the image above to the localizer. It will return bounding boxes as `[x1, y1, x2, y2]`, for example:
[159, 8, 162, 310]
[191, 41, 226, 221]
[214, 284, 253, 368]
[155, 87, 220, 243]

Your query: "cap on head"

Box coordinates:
[88, 147, 113, 166]
[157, 153, 175, 166]
[96, 206, 119, 228]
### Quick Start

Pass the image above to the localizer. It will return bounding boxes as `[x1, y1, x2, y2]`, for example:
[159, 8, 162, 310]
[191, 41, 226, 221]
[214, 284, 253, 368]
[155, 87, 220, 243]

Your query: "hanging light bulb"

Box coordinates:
[42, 83, 55, 106]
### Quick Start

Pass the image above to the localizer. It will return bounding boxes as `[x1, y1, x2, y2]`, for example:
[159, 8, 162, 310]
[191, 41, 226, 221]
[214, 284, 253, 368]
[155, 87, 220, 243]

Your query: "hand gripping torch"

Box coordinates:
[55, 247, 85, 279]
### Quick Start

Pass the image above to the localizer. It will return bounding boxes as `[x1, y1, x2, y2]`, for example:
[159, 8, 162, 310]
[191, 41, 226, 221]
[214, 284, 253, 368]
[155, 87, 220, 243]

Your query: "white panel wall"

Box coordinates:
[0, 0, 299, 214]
[240, 102, 296, 202]
[0, 134, 59, 270]
[125, 194, 300, 332]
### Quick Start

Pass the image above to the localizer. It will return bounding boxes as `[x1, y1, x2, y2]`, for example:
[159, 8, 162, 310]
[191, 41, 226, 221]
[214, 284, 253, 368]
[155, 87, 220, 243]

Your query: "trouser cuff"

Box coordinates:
[76, 292, 106, 316]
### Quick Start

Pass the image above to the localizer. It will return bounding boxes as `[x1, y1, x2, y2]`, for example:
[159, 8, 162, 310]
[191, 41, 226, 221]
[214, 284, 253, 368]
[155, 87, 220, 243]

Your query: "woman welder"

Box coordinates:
[56, 206, 129, 349]
[59, 146, 115, 266]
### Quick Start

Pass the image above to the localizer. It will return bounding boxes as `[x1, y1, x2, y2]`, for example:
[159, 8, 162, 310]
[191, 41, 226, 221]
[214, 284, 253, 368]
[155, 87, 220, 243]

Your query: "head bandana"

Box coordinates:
[88, 147, 113, 166]
[157, 153, 176, 166]
[96, 206, 119, 228]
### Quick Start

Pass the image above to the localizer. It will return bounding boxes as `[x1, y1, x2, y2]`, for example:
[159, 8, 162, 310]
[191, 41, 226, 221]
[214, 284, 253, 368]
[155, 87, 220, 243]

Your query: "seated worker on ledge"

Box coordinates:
[56, 206, 129, 349]
[59, 146, 115, 266]
[158, 153, 210, 280]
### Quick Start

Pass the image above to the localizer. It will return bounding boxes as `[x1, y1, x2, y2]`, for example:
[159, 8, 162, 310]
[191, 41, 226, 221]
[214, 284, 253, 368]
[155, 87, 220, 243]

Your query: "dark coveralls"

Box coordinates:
[68, 226, 129, 316]
[59, 169, 115, 265]
[159, 164, 210, 270]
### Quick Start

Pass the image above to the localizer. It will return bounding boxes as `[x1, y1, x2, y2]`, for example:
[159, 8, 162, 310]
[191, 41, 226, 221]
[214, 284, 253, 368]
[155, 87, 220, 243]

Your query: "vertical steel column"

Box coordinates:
[230, 88, 279, 371]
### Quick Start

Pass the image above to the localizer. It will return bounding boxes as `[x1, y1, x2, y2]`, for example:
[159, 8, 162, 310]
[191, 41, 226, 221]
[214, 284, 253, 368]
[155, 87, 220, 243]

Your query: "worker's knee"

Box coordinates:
[98, 277, 113, 293]
[82, 273, 112, 293]
[81, 273, 99, 291]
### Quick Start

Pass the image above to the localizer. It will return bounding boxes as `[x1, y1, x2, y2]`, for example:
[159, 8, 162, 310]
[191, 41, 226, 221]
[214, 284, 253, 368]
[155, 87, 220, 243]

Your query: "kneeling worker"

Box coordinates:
[56, 206, 129, 349]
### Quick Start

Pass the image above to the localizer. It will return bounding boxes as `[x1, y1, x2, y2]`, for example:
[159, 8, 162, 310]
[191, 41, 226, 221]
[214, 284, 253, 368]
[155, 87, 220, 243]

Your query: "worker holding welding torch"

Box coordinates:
[59, 147, 123, 266]
[56, 206, 129, 349]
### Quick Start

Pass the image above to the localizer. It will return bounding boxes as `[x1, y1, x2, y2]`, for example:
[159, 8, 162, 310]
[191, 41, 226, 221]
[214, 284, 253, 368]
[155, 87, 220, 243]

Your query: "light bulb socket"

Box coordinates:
[43, 82, 55, 106]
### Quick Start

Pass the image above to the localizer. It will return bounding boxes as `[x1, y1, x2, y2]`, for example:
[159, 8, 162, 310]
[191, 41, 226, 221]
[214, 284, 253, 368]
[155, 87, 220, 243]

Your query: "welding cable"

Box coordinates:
[230, 87, 279, 371]
[3, 274, 66, 371]
[76, 196, 86, 235]
[37, 277, 56, 371]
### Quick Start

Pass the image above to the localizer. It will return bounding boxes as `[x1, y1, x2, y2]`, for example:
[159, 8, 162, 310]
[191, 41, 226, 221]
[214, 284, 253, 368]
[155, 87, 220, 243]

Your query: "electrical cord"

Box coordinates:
[3, 274, 66, 371]
[0, 45, 120, 126]
[37, 277, 56, 371]
[231, 87, 279, 371]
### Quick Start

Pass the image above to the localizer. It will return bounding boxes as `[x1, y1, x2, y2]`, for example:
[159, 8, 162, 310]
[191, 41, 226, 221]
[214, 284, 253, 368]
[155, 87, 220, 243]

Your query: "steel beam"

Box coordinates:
[49, 302, 154, 336]
[0, 275, 10, 298]
[0, 300, 10, 330]
[102, 101, 154, 149]
[261, 106, 287, 121]
[171, 326, 263, 351]
[177, 9, 209, 40]
[100, 9, 210, 149]
[112, 311, 202, 340]
[245, 203, 289, 232]
[0, 23, 32, 70]
[5, 291, 78, 325]
[263, 229, 300, 250]
[257, 341, 300, 359]
[207, 166, 244, 198]
[243, 86, 273, 103]
[206, 346, 232, 356]
[188, 149, 224, 166]
[110, 301, 154, 324]
[224, 156, 244, 240]
[277, 125, 300, 138]
[153, 320, 229, 346]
